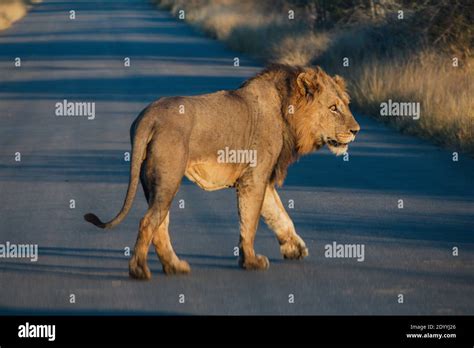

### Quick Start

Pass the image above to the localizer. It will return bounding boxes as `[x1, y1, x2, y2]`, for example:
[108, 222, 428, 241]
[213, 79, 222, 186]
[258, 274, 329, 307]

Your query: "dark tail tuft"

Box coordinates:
[84, 213, 107, 229]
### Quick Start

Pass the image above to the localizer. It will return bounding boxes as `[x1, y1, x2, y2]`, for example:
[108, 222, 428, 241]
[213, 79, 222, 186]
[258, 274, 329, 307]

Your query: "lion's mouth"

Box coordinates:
[326, 139, 349, 148]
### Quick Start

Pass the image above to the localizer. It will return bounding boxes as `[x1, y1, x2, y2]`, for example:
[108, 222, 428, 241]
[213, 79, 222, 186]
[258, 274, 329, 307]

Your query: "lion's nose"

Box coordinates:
[350, 125, 360, 136]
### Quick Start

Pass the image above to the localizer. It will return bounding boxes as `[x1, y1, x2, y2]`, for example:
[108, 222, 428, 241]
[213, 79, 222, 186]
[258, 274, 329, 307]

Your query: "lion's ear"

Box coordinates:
[333, 75, 347, 91]
[296, 72, 322, 99]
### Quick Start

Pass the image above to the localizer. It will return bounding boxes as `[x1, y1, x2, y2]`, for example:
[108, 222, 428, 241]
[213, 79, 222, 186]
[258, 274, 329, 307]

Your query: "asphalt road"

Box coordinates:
[0, 0, 473, 315]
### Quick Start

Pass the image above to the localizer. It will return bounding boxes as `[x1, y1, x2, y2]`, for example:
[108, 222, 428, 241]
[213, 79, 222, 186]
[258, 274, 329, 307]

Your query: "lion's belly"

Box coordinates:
[185, 161, 242, 191]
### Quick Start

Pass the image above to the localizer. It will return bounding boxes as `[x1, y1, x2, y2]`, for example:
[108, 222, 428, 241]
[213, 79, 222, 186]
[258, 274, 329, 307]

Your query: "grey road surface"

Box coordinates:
[0, 0, 473, 315]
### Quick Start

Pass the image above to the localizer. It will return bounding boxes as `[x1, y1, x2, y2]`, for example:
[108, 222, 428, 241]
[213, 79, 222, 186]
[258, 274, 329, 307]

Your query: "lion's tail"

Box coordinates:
[84, 118, 152, 229]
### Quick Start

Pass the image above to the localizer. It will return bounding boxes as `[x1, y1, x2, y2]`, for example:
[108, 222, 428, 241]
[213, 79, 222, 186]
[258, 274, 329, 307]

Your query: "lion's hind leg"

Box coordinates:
[129, 133, 190, 279]
[152, 212, 190, 275]
[129, 209, 159, 280]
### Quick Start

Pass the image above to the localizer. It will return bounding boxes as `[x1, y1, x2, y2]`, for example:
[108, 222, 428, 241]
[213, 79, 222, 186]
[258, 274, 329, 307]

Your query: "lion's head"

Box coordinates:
[241, 64, 361, 185]
[290, 66, 360, 156]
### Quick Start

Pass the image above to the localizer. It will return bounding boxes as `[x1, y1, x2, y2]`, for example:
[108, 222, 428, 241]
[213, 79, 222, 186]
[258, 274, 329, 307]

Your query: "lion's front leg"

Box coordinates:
[261, 185, 308, 260]
[236, 180, 269, 270]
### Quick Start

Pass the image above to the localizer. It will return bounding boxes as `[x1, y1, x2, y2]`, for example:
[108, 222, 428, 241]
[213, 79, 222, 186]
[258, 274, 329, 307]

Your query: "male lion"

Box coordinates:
[84, 64, 360, 280]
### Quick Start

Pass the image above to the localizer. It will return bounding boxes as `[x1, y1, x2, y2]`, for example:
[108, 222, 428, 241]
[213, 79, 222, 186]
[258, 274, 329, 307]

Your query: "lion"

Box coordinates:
[84, 64, 360, 280]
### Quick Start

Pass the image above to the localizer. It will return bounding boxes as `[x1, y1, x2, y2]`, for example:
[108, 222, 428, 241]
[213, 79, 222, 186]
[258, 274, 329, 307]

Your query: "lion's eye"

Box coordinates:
[329, 105, 337, 112]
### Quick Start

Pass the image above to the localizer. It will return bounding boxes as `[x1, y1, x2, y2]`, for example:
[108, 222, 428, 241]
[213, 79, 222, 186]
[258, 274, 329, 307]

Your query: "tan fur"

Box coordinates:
[84, 64, 360, 280]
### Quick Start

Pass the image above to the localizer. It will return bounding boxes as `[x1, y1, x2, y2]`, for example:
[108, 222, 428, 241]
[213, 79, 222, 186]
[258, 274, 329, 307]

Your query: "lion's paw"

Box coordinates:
[163, 259, 191, 275]
[129, 257, 152, 280]
[239, 254, 270, 270]
[281, 235, 309, 260]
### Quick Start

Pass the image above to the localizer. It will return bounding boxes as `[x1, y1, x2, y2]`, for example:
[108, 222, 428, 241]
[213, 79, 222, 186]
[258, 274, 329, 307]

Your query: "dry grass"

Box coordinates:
[349, 53, 473, 152]
[155, 0, 473, 154]
[0, 0, 41, 31]
[318, 27, 474, 153]
[156, 0, 331, 65]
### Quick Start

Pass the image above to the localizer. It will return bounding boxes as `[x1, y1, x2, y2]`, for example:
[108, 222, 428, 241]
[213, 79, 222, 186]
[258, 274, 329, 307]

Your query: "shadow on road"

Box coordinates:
[0, 246, 241, 281]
